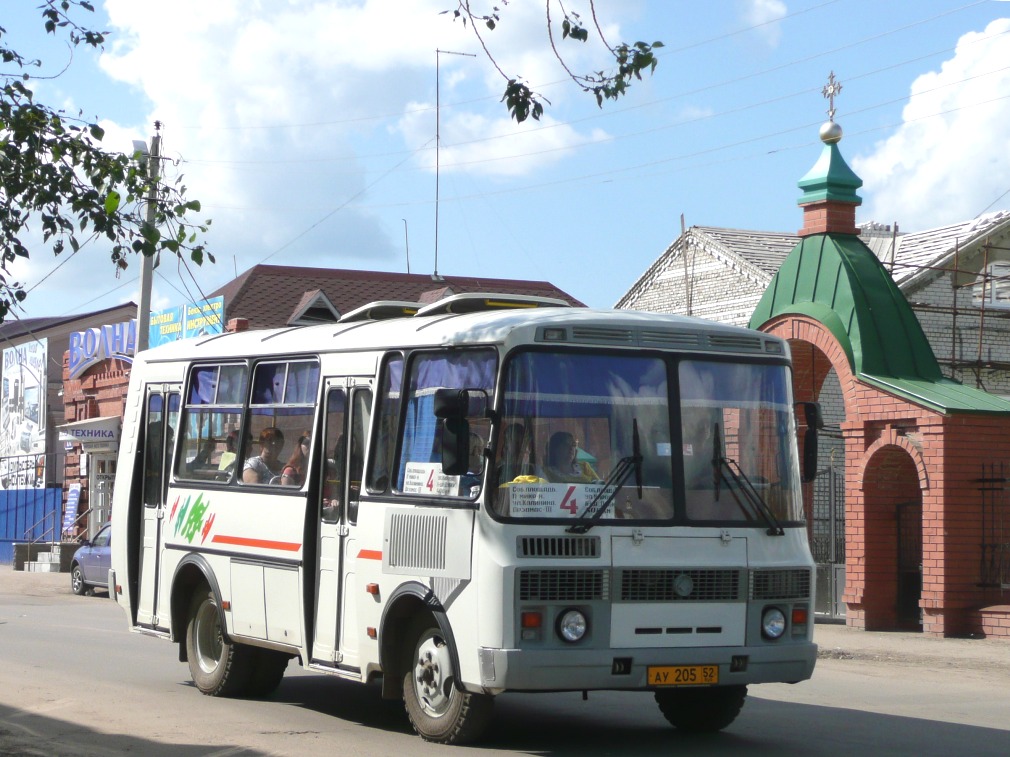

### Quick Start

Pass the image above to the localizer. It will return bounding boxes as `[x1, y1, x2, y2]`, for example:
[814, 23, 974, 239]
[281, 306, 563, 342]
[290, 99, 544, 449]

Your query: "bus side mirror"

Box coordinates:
[441, 417, 469, 476]
[434, 388, 489, 419]
[798, 402, 822, 483]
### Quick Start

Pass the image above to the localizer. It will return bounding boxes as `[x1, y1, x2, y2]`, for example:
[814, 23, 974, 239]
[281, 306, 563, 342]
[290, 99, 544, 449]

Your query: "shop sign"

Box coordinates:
[68, 320, 136, 379]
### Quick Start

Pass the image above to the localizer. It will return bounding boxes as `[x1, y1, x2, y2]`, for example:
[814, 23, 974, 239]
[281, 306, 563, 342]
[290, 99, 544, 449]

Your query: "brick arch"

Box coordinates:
[858, 431, 929, 492]
[757, 314, 863, 415]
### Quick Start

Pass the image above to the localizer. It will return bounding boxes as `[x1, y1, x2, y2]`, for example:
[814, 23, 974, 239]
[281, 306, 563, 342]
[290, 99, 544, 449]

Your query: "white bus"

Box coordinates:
[110, 294, 818, 744]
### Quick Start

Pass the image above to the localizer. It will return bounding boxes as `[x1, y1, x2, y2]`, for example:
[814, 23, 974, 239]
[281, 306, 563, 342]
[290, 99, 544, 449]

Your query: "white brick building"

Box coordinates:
[617, 212, 1010, 396]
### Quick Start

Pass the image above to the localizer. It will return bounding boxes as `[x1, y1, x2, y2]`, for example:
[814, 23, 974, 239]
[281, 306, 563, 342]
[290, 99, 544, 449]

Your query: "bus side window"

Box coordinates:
[243, 359, 320, 486]
[177, 365, 247, 483]
[397, 349, 496, 496]
[366, 354, 403, 493]
[321, 388, 346, 522]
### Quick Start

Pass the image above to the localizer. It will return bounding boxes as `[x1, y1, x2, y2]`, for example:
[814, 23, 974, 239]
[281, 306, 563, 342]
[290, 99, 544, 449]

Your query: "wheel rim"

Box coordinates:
[72, 569, 82, 593]
[412, 630, 454, 718]
[193, 598, 223, 675]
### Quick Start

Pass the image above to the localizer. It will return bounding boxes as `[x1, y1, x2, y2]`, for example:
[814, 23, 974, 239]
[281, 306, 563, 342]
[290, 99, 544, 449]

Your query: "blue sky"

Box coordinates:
[7, 0, 1010, 319]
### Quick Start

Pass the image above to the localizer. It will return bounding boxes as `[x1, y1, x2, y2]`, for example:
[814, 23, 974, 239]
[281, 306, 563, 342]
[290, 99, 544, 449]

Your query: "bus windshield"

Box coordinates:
[490, 350, 803, 526]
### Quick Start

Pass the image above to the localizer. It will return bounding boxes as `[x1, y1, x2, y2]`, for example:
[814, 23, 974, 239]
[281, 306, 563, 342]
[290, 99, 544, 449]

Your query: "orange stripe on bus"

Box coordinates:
[211, 535, 301, 552]
[358, 549, 383, 560]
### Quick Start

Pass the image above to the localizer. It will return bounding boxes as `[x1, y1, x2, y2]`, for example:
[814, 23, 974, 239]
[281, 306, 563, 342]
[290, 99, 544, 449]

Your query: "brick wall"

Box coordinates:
[762, 313, 1010, 638]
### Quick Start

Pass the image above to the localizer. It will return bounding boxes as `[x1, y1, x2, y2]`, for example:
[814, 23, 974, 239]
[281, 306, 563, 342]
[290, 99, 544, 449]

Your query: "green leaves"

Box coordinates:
[0, 1, 212, 321]
[446, 1, 662, 124]
[502, 80, 544, 124]
[104, 190, 121, 214]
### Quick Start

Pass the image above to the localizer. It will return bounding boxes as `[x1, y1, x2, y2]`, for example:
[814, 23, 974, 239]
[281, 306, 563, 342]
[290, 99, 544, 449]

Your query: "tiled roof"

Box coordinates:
[209, 265, 584, 329]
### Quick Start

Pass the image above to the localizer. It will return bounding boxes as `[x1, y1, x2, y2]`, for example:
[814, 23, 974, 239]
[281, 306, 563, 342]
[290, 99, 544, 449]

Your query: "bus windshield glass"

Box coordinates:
[490, 351, 803, 526]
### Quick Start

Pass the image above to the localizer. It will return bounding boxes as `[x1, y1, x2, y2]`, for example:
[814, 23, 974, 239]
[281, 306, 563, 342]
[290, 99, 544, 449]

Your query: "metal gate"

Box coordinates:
[811, 434, 846, 619]
[896, 501, 922, 629]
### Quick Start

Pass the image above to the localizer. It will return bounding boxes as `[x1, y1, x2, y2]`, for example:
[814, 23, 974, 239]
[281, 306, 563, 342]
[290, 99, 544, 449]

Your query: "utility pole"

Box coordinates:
[134, 122, 162, 353]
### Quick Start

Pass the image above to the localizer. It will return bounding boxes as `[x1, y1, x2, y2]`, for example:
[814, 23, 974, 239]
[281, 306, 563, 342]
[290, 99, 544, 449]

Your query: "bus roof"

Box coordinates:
[134, 306, 788, 365]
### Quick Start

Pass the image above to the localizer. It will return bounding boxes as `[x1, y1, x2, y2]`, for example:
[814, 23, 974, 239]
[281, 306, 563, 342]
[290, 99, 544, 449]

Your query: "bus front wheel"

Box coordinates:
[402, 619, 493, 744]
[655, 685, 747, 732]
[185, 589, 252, 697]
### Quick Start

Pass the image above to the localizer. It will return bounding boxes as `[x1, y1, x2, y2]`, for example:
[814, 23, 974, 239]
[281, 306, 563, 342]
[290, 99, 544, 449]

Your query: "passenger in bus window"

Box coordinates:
[544, 431, 600, 484]
[281, 434, 310, 487]
[242, 427, 285, 484]
[217, 430, 241, 473]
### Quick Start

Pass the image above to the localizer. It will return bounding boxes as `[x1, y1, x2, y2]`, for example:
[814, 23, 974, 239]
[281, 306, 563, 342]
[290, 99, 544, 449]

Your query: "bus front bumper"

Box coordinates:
[474, 642, 817, 693]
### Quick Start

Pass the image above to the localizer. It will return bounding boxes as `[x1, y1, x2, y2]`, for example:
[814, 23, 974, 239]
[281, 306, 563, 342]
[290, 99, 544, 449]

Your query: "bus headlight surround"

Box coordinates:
[762, 607, 787, 639]
[556, 608, 588, 643]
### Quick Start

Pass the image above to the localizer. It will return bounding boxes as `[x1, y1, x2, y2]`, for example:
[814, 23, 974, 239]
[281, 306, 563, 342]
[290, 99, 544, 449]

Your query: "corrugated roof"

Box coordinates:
[694, 227, 799, 277]
[209, 265, 584, 330]
[884, 211, 1010, 287]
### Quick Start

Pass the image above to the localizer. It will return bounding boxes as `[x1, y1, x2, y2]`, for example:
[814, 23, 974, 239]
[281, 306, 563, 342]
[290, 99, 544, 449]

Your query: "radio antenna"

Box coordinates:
[434, 49, 475, 280]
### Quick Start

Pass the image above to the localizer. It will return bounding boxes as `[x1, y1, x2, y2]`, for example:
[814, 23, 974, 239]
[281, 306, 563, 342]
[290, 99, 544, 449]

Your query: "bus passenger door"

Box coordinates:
[312, 379, 372, 668]
[137, 386, 180, 628]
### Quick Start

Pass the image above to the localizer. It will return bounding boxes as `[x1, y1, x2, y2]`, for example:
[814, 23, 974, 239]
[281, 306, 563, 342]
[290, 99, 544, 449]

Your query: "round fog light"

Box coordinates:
[557, 609, 587, 643]
[762, 607, 786, 639]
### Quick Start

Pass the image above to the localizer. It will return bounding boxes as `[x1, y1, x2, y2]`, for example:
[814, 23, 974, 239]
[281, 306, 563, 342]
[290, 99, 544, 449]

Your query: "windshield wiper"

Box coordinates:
[710, 423, 784, 536]
[567, 420, 643, 534]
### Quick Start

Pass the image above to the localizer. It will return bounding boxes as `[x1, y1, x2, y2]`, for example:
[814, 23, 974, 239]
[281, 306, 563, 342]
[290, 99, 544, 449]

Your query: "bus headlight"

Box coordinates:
[556, 609, 587, 643]
[761, 607, 786, 639]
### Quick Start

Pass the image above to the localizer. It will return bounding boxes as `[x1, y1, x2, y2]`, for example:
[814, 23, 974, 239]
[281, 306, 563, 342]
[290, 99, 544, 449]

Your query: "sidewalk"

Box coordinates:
[3, 565, 1009, 672]
[814, 620, 1010, 672]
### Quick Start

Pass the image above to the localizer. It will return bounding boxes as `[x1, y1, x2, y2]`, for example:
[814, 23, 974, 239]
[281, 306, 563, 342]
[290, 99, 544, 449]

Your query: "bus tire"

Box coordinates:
[185, 589, 252, 697]
[654, 684, 747, 733]
[402, 619, 493, 744]
[246, 649, 289, 698]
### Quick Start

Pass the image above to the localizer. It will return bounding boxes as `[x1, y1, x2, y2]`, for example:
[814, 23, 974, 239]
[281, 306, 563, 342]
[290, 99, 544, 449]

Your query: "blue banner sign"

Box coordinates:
[149, 296, 224, 348]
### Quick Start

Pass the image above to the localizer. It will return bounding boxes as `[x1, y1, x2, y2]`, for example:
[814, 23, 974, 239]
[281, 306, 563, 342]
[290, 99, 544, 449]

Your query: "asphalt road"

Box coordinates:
[1, 567, 1009, 756]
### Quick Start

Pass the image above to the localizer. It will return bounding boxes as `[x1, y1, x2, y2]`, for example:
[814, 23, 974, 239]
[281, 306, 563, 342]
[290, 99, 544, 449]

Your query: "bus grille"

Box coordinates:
[518, 569, 609, 601]
[639, 330, 701, 349]
[750, 569, 811, 600]
[570, 326, 636, 345]
[707, 334, 764, 352]
[517, 536, 600, 558]
[619, 569, 742, 602]
[387, 512, 447, 571]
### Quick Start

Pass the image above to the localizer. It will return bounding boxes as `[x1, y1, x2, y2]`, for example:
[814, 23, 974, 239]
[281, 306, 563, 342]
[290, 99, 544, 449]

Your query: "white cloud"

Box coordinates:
[741, 0, 788, 48]
[7, 0, 638, 318]
[854, 19, 1010, 231]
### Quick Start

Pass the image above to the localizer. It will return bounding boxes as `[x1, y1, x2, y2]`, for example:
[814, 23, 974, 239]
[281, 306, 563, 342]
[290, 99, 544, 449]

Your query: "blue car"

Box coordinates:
[71, 524, 111, 596]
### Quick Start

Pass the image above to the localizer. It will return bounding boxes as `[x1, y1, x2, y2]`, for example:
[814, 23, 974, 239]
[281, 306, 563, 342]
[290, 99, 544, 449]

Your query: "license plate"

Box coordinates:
[647, 665, 719, 686]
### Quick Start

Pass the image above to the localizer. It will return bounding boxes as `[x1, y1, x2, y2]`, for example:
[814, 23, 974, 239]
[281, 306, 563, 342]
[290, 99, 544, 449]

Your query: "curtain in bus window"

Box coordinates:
[285, 363, 320, 403]
[398, 350, 495, 492]
[503, 353, 666, 418]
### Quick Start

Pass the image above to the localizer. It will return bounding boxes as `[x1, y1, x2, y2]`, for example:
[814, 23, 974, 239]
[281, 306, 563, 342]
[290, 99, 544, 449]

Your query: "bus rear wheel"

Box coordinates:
[186, 589, 252, 697]
[247, 649, 290, 698]
[654, 685, 747, 733]
[402, 619, 493, 744]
